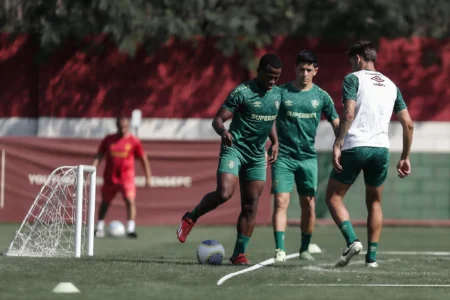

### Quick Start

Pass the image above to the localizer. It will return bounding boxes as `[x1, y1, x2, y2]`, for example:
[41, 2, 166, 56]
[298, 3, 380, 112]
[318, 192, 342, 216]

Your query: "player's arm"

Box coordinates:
[267, 122, 279, 164]
[212, 88, 244, 146]
[92, 138, 107, 167]
[212, 107, 233, 137]
[139, 154, 152, 186]
[332, 75, 357, 172]
[321, 91, 340, 137]
[334, 75, 358, 148]
[394, 87, 414, 178]
[334, 100, 355, 148]
[135, 140, 152, 187]
[331, 118, 340, 137]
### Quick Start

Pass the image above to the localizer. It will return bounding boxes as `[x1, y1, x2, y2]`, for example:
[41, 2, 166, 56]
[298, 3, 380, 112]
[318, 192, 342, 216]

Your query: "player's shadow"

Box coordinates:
[84, 257, 200, 265]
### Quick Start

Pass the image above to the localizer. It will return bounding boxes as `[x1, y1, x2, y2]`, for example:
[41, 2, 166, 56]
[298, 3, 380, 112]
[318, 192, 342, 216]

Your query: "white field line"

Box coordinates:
[217, 253, 300, 286]
[216, 250, 450, 286]
[365, 251, 450, 256]
[263, 284, 450, 288]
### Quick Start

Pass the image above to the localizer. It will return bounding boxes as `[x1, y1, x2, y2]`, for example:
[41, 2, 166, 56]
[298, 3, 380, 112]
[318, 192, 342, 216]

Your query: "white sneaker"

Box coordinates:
[274, 249, 286, 263]
[335, 240, 363, 267]
[95, 230, 105, 238]
[365, 261, 379, 268]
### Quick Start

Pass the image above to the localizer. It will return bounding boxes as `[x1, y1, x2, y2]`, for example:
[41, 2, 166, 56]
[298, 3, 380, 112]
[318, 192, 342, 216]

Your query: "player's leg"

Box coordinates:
[295, 158, 318, 260]
[121, 183, 138, 238]
[326, 147, 364, 266]
[176, 150, 241, 243]
[229, 159, 266, 265]
[95, 184, 119, 237]
[362, 147, 390, 267]
[271, 158, 295, 262]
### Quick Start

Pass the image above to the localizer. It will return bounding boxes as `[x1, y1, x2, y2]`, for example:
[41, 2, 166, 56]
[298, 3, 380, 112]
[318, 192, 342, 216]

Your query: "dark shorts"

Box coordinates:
[330, 146, 390, 187]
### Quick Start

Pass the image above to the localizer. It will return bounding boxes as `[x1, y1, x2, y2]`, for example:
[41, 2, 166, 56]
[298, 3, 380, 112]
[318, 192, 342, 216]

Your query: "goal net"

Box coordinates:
[3, 165, 96, 258]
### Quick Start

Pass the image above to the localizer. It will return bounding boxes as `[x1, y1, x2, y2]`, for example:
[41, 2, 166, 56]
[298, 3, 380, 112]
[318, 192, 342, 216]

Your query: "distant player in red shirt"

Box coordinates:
[92, 117, 152, 238]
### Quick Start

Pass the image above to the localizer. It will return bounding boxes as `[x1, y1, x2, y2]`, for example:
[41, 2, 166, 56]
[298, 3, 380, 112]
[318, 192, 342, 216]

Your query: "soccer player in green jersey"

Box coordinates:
[271, 50, 340, 263]
[326, 41, 414, 267]
[176, 54, 283, 265]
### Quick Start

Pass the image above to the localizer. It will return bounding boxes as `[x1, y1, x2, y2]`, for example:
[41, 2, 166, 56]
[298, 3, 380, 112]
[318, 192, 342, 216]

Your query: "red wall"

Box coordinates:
[1, 34, 450, 121]
[0, 137, 273, 225]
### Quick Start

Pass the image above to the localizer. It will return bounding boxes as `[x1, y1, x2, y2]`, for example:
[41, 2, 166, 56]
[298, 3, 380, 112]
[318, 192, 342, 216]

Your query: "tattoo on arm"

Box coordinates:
[334, 100, 356, 146]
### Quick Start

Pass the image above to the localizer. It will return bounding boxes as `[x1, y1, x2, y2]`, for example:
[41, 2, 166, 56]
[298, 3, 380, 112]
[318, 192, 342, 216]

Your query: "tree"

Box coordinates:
[1, 0, 449, 69]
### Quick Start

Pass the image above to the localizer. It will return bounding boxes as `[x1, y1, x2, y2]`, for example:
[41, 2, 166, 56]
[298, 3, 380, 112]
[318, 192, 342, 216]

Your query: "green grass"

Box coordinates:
[1, 224, 450, 300]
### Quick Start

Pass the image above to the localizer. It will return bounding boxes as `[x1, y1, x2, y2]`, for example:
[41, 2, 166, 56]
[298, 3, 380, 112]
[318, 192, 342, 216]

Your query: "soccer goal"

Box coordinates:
[3, 165, 96, 258]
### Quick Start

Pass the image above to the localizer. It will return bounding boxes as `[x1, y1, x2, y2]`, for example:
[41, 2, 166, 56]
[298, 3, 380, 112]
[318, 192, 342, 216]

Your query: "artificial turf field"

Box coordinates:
[0, 224, 449, 300]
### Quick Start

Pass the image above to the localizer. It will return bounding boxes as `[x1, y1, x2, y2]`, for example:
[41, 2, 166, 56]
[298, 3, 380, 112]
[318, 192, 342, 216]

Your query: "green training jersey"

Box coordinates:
[277, 82, 338, 160]
[222, 80, 281, 160]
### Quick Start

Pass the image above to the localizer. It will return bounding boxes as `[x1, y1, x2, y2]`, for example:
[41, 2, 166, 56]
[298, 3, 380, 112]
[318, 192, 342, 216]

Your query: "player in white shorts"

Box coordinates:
[325, 41, 414, 267]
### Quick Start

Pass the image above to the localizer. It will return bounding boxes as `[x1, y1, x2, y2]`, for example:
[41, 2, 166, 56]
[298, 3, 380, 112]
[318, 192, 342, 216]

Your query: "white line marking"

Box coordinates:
[217, 250, 450, 286]
[363, 251, 450, 256]
[216, 253, 299, 286]
[264, 284, 450, 287]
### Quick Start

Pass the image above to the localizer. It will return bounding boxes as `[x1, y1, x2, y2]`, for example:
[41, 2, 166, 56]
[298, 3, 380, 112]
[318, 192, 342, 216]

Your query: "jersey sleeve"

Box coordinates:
[342, 74, 359, 102]
[394, 87, 407, 113]
[321, 91, 339, 122]
[222, 87, 245, 112]
[133, 138, 145, 158]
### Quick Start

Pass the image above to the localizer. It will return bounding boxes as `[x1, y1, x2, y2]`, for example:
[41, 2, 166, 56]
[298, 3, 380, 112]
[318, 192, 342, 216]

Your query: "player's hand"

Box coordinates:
[145, 177, 152, 188]
[397, 158, 411, 179]
[221, 130, 233, 147]
[332, 145, 343, 173]
[268, 142, 279, 164]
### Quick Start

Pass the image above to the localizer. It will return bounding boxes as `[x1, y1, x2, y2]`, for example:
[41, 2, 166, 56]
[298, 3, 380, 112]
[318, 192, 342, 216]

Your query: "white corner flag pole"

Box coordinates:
[131, 109, 142, 137]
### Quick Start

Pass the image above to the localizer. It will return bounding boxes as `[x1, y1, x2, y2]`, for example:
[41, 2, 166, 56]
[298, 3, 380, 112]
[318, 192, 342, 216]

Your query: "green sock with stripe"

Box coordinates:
[366, 241, 379, 262]
[232, 233, 250, 257]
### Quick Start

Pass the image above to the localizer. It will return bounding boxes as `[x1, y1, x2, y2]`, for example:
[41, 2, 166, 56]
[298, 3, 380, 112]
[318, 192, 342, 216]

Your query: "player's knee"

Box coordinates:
[217, 189, 233, 203]
[242, 203, 258, 218]
[274, 194, 289, 210]
[300, 196, 315, 211]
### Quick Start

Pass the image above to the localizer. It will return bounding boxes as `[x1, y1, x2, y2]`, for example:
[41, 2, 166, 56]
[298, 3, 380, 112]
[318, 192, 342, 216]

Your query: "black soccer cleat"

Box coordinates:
[127, 232, 138, 238]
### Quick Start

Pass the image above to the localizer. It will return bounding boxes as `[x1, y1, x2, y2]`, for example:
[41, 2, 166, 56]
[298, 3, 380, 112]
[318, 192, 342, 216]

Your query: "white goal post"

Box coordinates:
[3, 165, 96, 258]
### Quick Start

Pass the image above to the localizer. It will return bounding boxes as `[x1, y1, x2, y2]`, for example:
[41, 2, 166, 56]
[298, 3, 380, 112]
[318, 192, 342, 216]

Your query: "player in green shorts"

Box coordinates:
[176, 54, 283, 265]
[326, 41, 414, 268]
[271, 50, 339, 263]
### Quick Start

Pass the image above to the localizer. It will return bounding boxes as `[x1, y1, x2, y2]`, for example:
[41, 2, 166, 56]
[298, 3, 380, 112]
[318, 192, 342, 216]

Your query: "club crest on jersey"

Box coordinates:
[311, 99, 319, 108]
[253, 101, 261, 108]
[284, 100, 293, 106]
[227, 160, 235, 169]
[275, 100, 280, 110]
[125, 143, 132, 150]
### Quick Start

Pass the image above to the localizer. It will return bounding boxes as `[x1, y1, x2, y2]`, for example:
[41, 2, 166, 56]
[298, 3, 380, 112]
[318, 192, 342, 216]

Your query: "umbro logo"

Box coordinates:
[371, 75, 384, 83]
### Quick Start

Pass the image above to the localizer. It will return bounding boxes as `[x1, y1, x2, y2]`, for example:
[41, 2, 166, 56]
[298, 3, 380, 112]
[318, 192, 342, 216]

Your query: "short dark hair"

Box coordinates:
[258, 53, 282, 70]
[296, 50, 318, 67]
[347, 40, 377, 62]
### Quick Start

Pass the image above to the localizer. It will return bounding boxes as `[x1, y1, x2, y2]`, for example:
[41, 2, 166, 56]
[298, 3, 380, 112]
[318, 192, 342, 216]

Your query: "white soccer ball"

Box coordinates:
[196, 240, 225, 265]
[107, 220, 126, 237]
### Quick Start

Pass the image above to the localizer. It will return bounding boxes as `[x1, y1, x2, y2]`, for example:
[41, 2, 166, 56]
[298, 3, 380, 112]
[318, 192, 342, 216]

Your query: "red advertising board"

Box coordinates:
[0, 138, 273, 225]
